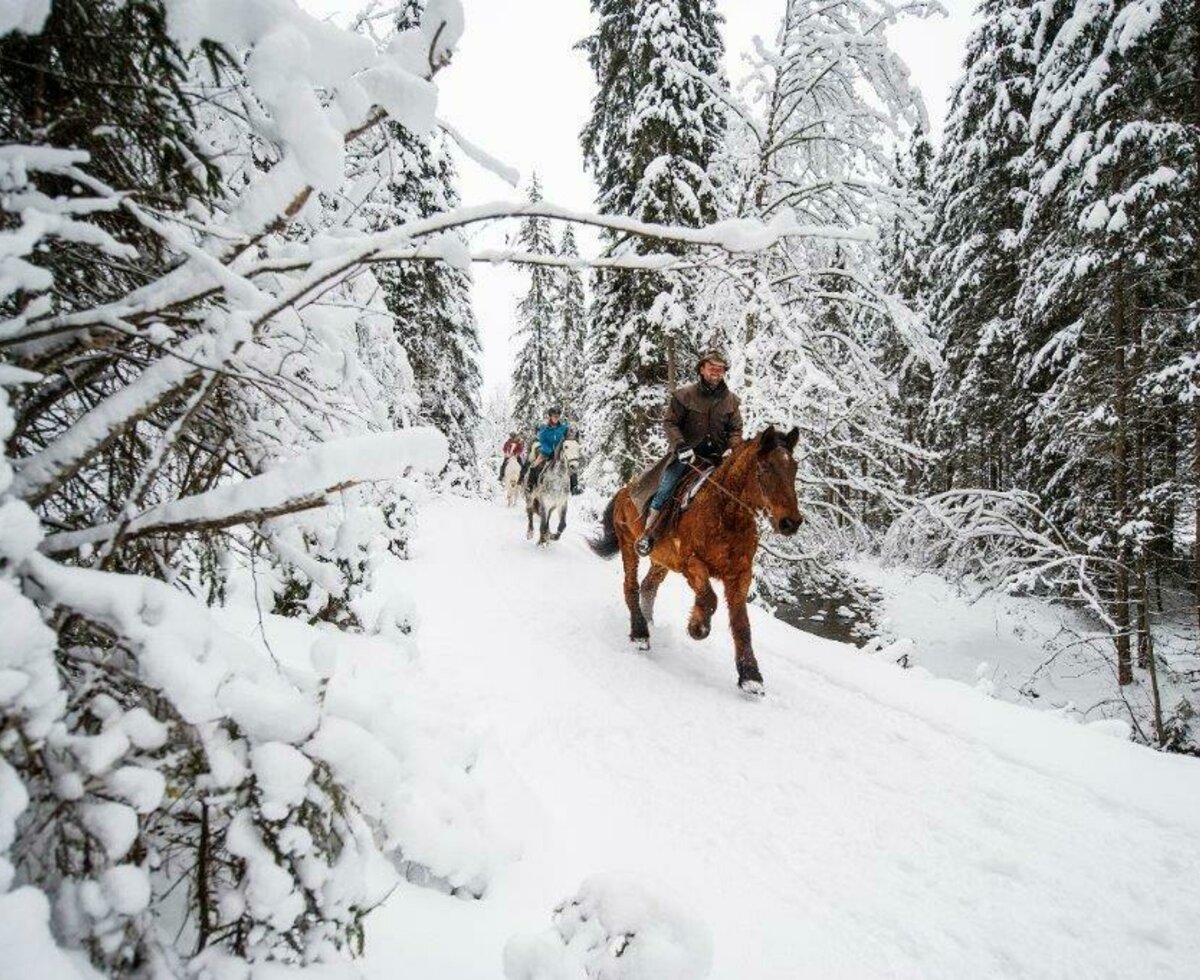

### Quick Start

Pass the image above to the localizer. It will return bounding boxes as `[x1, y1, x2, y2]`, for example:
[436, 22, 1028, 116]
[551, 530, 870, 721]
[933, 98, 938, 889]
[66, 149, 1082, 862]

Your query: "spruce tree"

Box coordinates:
[883, 126, 936, 491]
[923, 0, 1040, 494]
[375, 5, 482, 472]
[578, 0, 727, 479]
[1016, 0, 1198, 693]
[556, 224, 588, 421]
[510, 174, 560, 431]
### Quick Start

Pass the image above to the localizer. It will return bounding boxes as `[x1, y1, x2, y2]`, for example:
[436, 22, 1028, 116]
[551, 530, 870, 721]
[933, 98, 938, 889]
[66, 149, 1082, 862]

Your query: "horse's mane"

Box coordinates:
[711, 433, 763, 487]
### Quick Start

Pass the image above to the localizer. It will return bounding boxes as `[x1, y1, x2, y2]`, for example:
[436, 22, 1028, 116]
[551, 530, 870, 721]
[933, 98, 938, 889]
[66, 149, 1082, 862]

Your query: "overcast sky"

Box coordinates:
[305, 0, 980, 397]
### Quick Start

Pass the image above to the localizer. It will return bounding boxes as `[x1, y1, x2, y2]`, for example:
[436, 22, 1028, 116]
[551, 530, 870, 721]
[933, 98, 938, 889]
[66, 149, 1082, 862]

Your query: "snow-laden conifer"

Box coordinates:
[510, 175, 561, 431]
[923, 0, 1041, 494]
[556, 224, 589, 422]
[578, 0, 728, 480]
[1015, 0, 1198, 702]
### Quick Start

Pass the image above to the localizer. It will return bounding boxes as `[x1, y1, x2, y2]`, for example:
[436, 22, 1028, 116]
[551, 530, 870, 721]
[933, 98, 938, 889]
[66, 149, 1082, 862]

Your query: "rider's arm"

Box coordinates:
[664, 393, 686, 450]
[727, 398, 744, 448]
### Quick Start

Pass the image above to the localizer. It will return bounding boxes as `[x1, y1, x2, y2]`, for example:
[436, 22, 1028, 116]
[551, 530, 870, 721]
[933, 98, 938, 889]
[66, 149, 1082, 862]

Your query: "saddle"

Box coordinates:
[644, 461, 715, 535]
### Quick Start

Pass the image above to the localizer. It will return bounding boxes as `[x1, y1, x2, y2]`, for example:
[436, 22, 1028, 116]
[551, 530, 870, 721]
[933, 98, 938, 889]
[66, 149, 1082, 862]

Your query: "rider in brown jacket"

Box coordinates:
[636, 351, 743, 555]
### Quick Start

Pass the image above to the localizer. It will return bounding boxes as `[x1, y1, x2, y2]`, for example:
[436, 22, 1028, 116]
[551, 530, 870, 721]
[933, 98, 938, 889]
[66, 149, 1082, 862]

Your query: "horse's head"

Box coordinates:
[751, 425, 803, 535]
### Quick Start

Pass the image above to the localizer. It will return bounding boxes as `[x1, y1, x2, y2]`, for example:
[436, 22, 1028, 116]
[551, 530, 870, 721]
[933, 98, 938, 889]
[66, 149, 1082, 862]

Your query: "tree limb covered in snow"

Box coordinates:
[39, 429, 447, 555]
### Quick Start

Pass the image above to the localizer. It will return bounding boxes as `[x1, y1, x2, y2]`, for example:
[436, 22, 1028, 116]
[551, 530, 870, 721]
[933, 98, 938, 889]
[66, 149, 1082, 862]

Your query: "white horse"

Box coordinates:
[525, 444, 571, 545]
[501, 455, 523, 507]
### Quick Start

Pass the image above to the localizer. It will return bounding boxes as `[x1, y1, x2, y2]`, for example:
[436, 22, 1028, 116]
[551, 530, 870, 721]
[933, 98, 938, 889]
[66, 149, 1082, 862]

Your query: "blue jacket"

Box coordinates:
[537, 422, 569, 457]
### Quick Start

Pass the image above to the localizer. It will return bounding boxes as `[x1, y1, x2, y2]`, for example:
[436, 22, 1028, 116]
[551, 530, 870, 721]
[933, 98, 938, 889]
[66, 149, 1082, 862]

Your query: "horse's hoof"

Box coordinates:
[687, 620, 711, 641]
[738, 678, 765, 699]
[631, 636, 650, 652]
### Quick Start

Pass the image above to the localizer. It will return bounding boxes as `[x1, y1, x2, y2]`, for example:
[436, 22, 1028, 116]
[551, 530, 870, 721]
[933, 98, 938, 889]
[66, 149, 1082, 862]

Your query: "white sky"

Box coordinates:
[304, 0, 980, 397]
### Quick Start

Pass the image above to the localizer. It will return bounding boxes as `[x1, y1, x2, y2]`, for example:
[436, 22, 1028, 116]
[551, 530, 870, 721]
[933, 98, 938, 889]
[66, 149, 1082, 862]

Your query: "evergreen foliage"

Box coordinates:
[510, 174, 560, 431]
[556, 224, 589, 421]
[578, 0, 728, 479]
[922, 0, 1041, 494]
[921, 0, 1199, 739]
[376, 2, 482, 474]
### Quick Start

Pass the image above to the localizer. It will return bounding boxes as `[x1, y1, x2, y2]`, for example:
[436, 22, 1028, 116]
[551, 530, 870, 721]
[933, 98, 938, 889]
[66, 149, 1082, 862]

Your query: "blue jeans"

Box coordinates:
[650, 459, 688, 511]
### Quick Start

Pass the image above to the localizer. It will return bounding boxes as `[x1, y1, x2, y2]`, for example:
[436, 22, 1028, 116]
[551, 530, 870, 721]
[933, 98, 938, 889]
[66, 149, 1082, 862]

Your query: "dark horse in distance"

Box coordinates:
[590, 425, 803, 696]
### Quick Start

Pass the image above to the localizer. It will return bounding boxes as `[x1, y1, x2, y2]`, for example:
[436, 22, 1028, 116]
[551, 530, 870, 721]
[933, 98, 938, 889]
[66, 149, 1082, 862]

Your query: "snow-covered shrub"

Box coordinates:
[0, 1, 501, 975]
[504, 874, 713, 980]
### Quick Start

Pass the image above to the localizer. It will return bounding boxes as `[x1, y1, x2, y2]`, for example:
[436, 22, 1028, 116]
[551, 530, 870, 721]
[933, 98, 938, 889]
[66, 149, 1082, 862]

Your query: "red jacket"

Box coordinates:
[502, 438, 524, 457]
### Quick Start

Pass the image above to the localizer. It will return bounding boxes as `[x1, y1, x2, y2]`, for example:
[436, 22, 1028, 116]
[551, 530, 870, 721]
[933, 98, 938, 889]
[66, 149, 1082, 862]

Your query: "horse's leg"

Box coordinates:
[539, 502, 551, 546]
[554, 497, 567, 539]
[682, 558, 719, 641]
[639, 563, 669, 624]
[526, 498, 536, 540]
[722, 570, 764, 695]
[612, 492, 650, 648]
[621, 543, 650, 649]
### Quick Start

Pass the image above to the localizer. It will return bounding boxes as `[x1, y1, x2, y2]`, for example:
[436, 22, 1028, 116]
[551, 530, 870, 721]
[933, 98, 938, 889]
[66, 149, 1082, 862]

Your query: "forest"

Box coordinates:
[0, 0, 1197, 978]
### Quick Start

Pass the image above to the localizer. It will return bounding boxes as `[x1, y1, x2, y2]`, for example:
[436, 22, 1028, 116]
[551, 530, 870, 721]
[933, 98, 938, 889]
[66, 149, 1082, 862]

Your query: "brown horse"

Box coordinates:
[589, 425, 803, 696]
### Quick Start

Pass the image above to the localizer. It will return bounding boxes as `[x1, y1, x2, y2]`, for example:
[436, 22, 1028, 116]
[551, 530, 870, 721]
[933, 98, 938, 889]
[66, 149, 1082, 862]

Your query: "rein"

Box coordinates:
[683, 456, 761, 519]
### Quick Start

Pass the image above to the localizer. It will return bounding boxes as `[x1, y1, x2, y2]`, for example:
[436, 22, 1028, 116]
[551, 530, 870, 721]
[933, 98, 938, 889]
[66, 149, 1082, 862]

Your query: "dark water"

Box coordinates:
[771, 589, 875, 647]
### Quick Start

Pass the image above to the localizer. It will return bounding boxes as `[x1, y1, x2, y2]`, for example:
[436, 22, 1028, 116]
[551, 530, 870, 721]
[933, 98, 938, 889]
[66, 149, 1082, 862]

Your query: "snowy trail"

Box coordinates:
[363, 496, 1200, 979]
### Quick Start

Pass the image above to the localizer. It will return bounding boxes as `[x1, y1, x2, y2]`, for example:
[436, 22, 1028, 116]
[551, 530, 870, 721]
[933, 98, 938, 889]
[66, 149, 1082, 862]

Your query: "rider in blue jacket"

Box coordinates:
[525, 407, 569, 489]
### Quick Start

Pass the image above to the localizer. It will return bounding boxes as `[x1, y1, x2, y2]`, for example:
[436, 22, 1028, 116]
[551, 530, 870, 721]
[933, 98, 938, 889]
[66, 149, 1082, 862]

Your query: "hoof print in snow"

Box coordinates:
[503, 873, 712, 980]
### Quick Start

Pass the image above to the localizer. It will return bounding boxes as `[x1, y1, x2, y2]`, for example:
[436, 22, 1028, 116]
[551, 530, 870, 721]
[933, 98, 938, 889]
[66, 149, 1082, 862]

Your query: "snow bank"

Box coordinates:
[0, 887, 102, 980]
[504, 874, 713, 980]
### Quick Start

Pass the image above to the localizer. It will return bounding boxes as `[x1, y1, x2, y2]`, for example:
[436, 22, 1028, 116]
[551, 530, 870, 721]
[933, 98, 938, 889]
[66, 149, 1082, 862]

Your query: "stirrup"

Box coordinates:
[635, 533, 654, 557]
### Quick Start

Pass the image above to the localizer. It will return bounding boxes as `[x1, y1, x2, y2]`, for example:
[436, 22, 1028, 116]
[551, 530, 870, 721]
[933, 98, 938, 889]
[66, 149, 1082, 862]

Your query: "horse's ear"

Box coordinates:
[758, 425, 779, 455]
[783, 426, 799, 453]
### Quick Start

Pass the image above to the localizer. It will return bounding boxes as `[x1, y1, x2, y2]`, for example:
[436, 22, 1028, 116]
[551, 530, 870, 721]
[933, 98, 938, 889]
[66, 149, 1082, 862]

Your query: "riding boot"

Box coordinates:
[569, 471, 580, 495]
[636, 507, 663, 557]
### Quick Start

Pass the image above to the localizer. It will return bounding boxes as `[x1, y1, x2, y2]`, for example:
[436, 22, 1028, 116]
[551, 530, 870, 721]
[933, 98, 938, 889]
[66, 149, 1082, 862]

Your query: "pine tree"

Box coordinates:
[510, 174, 560, 430]
[923, 0, 1041, 494]
[1016, 0, 1199, 698]
[556, 224, 588, 421]
[578, 0, 727, 479]
[883, 126, 936, 491]
[376, 49, 482, 471]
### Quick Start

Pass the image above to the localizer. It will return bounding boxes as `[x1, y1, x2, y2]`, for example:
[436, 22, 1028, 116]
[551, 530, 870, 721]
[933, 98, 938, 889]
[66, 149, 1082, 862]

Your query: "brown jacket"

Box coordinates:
[665, 380, 744, 458]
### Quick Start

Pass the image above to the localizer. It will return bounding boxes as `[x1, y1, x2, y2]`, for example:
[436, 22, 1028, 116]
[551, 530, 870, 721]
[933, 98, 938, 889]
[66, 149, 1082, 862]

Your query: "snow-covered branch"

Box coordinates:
[40, 429, 447, 555]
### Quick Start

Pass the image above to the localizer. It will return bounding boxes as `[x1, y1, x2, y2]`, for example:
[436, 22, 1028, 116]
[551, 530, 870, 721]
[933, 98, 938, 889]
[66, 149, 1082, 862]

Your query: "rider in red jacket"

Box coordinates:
[499, 431, 525, 481]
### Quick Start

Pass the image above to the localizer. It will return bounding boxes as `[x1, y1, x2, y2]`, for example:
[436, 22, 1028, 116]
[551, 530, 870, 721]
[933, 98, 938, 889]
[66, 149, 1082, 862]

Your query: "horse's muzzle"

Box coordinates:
[778, 516, 801, 535]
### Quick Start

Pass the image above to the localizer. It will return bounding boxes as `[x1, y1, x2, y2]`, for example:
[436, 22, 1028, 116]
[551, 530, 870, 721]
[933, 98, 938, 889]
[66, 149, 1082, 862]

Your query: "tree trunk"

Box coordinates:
[1113, 274, 1133, 685]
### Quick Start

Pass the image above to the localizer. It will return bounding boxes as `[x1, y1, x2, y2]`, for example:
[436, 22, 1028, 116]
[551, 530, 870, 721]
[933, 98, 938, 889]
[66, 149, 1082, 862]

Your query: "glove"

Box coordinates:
[675, 445, 695, 465]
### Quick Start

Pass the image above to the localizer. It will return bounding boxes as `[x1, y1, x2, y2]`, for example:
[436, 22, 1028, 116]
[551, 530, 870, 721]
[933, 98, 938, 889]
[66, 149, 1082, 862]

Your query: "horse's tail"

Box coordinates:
[589, 494, 620, 559]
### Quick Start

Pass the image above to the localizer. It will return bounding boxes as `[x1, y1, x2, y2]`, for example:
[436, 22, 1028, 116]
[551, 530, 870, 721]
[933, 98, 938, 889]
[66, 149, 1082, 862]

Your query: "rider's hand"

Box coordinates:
[676, 446, 695, 465]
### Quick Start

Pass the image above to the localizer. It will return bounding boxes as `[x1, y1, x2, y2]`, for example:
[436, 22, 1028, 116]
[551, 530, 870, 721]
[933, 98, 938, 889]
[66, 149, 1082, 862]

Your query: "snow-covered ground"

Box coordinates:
[848, 559, 1198, 742]
[225, 495, 1200, 978]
